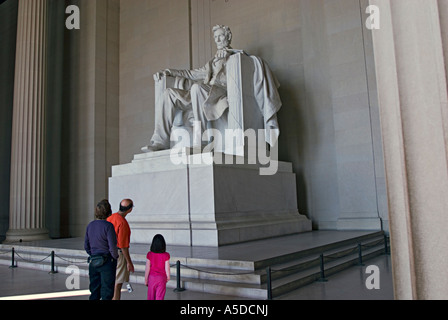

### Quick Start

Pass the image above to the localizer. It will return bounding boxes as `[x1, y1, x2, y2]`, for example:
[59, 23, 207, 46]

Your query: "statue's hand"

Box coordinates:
[153, 69, 173, 81]
[153, 71, 163, 81]
[216, 49, 231, 60]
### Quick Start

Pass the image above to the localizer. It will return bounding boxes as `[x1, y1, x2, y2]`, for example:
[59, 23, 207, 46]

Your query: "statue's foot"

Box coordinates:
[141, 143, 166, 153]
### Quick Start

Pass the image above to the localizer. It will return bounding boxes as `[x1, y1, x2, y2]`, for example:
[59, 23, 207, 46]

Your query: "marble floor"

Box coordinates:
[0, 231, 394, 301]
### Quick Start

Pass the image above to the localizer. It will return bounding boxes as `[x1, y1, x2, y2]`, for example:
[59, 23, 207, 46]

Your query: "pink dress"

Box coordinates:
[146, 251, 170, 300]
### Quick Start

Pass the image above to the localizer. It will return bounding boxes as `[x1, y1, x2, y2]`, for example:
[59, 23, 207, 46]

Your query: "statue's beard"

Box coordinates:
[216, 40, 230, 50]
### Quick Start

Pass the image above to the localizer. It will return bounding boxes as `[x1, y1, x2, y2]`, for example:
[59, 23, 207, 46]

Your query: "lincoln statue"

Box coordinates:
[142, 25, 236, 152]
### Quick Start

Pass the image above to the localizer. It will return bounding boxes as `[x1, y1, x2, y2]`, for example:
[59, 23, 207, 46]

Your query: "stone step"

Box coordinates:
[0, 231, 388, 299]
[252, 230, 385, 269]
[269, 246, 386, 298]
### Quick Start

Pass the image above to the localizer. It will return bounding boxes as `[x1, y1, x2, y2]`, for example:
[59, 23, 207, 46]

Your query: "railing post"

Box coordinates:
[173, 260, 185, 292]
[9, 247, 17, 269]
[49, 251, 58, 274]
[266, 267, 273, 300]
[357, 243, 364, 266]
[317, 254, 327, 282]
[384, 235, 390, 255]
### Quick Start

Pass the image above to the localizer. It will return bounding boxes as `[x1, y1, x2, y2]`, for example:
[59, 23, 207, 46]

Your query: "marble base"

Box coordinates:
[109, 149, 311, 246]
[4, 228, 49, 243]
[336, 218, 383, 231]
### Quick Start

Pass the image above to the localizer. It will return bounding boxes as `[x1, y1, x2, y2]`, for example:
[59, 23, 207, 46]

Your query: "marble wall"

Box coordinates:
[0, 0, 388, 239]
[119, 0, 388, 232]
[0, 0, 124, 239]
[119, 0, 191, 167]
[58, 0, 120, 237]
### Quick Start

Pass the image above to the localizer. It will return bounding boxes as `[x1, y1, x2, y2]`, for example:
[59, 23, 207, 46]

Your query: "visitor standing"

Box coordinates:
[107, 198, 135, 300]
[145, 234, 171, 300]
[84, 199, 118, 300]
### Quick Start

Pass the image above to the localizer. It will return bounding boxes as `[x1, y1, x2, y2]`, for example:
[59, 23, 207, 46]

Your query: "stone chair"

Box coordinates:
[155, 52, 268, 157]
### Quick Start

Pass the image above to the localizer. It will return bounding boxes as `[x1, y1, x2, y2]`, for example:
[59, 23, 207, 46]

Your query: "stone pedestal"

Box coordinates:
[109, 149, 311, 247]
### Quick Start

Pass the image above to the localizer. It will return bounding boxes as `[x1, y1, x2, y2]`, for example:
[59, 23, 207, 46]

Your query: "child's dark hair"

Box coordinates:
[150, 234, 166, 253]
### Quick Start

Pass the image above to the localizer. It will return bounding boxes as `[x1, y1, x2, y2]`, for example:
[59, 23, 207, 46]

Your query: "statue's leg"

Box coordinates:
[191, 83, 211, 146]
[143, 88, 192, 152]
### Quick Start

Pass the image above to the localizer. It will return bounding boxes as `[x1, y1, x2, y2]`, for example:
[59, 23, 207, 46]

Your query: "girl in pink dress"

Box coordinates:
[145, 234, 171, 300]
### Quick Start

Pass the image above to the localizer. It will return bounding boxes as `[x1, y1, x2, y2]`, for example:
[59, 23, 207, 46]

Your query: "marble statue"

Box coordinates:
[110, 26, 312, 247]
[141, 25, 282, 153]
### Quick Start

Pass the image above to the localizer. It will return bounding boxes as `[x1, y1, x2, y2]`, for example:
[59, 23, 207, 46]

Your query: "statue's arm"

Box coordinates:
[154, 65, 208, 82]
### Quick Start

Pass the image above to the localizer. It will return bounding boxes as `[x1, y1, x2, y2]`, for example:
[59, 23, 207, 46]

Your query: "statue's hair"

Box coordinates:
[212, 25, 232, 44]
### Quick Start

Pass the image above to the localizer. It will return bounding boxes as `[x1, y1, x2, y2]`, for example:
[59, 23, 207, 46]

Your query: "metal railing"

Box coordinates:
[172, 234, 390, 300]
[1, 234, 390, 300]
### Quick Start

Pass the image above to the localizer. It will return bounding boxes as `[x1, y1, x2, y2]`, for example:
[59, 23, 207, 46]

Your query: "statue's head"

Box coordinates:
[212, 25, 232, 49]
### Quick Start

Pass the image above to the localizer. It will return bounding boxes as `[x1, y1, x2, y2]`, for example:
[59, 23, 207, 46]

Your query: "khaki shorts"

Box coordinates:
[115, 250, 130, 284]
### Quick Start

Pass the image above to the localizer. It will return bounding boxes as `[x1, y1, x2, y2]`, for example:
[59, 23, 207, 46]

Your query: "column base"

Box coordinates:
[4, 228, 49, 243]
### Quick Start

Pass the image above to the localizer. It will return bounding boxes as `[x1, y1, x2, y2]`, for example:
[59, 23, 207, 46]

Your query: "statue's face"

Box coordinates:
[214, 28, 229, 50]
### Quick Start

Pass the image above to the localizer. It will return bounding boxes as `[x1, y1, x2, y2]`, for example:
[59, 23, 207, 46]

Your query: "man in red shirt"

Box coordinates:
[107, 198, 135, 300]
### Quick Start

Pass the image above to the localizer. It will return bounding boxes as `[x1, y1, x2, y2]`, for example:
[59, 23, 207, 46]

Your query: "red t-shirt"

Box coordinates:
[147, 252, 170, 278]
[107, 212, 131, 249]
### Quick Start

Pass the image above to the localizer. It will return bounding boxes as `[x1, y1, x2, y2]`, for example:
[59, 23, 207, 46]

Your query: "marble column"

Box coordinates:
[369, 0, 448, 299]
[5, 0, 49, 242]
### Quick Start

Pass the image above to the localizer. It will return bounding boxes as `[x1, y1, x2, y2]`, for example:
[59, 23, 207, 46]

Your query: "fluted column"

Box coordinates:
[5, 0, 49, 242]
[369, 0, 448, 299]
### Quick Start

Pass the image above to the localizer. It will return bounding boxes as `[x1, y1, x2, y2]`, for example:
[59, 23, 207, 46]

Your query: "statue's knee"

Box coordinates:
[190, 83, 200, 94]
